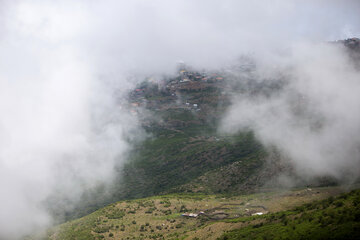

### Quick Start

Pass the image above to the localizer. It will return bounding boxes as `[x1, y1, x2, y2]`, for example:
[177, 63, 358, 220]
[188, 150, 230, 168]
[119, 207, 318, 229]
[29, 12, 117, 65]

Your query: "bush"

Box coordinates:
[175, 223, 183, 228]
[335, 201, 344, 208]
[145, 208, 154, 214]
[162, 209, 172, 215]
[120, 224, 125, 231]
[106, 209, 125, 219]
[93, 226, 110, 233]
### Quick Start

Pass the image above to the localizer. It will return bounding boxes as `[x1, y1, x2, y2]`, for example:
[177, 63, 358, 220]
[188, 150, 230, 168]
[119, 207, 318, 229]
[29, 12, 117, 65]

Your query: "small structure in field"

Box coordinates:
[181, 211, 205, 218]
[252, 212, 264, 216]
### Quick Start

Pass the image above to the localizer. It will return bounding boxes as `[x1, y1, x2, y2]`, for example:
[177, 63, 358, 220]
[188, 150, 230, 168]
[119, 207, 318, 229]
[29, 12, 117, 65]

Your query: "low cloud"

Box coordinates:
[221, 42, 360, 181]
[0, 0, 360, 239]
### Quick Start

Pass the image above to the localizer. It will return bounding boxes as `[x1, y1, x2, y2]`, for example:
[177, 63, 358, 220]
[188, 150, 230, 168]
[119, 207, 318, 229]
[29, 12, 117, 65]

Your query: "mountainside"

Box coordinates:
[60, 49, 355, 221]
[40, 186, 359, 240]
[48, 38, 360, 225]
[63, 69, 285, 220]
[2, 1, 360, 239]
[115, 69, 289, 196]
[219, 188, 360, 240]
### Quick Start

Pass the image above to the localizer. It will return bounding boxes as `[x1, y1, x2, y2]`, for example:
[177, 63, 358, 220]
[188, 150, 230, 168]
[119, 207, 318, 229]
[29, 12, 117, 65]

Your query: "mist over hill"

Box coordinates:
[59, 39, 360, 222]
[1, 1, 360, 239]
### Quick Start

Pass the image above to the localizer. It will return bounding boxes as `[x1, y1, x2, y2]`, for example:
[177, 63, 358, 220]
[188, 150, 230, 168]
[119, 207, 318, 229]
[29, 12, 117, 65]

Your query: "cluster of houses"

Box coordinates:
[177, 66, 224, 84]
[126, 63, 227, 115]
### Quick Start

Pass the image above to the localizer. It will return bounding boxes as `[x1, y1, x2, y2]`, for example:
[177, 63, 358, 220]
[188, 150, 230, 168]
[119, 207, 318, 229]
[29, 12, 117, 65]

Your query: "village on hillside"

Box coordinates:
[126, 63, 227, 117]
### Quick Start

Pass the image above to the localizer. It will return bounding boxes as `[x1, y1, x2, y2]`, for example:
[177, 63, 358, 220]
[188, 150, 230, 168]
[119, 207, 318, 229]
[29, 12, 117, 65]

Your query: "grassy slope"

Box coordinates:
[218, 188, 360, 240]
[44, 186, 352, 240]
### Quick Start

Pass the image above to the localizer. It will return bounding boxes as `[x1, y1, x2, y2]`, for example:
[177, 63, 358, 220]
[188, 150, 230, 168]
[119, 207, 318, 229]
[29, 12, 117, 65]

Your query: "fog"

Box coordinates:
[0, 0, 360, 239]
[221, 42, 360, 181]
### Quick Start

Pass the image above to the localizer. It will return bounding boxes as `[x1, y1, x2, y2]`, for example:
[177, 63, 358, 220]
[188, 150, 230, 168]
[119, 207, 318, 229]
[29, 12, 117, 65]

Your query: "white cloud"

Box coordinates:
[0, 0, 359, 238]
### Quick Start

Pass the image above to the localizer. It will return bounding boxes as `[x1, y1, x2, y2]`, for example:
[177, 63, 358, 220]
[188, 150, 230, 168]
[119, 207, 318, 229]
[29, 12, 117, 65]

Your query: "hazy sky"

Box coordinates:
[0, 0, 360, 239]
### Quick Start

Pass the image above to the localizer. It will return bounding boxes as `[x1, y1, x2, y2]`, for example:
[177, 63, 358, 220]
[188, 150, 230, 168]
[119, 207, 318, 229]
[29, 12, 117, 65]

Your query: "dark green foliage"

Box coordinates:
[162, 209, 172, 215]
[93, 225, 110, 234]
[175, 223, 183, 229]
[179, 205, 188, 213]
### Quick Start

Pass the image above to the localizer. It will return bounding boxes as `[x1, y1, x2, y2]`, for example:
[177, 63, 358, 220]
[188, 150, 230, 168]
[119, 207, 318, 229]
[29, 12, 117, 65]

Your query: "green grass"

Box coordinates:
[218, 189, 360, 240]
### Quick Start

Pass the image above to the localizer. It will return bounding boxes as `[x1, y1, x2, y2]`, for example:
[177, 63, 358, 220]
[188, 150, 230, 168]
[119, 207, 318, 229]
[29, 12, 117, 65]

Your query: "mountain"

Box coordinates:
[58, 68, 287, 221]
[45, 39, 360, 239]
[56, 41, 358, 221]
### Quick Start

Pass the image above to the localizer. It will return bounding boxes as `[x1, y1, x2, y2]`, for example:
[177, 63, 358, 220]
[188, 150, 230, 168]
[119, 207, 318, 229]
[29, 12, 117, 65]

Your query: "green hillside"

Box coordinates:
[58, 74, 277, 221]
[219, 188, 360, 240]
[43, 41, 360, 238]
[40, 186, 358, 240]
[114, 74, 273, 200]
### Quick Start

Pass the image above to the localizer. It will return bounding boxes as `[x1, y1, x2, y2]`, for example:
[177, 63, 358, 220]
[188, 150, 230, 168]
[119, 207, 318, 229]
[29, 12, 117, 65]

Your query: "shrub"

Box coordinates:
[106, 209, 125, 219]
[335, 201, 344, 208]
[145, 208, 154, 214]
[180, 205, 188, 213]
[93, 226, 110, 233]
[162, 209, 172, 215]
[175, 223, 183, 228]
